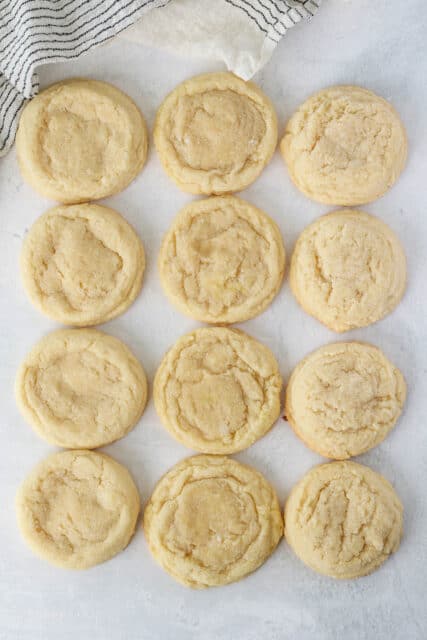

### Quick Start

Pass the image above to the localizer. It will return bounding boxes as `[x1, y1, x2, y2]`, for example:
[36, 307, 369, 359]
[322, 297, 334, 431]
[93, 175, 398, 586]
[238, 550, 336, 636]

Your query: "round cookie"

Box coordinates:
[20, 203, 145, 326]
[154, 72, 278, 194]
[284, 461, 403, 579]
[144, 455, 283, 588]
[16, 450, 140, 569]
[16, 329, 147, 449]
[154, 327, 282, 454]
[280, 85, 407, 205]
[289, 210, 406, 332]
[285, 342, 406, 459]
[16, 78, 148, 203]
[159, 196, 285, 323]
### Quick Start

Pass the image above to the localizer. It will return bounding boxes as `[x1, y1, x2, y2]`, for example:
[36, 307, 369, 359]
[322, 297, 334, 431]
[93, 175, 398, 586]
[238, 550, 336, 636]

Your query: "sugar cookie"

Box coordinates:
[20, 203, 145, 326]
[285, 342, 406, 459]
[16, 450, 140, 569]
[144, 455, 283, 588]
[16, 329, 147, 449]
[154, 72, 277, 194]
[16, 78, 148, 202]
[159, 196, 285, 323]
[154, 327, 282, 454]
[281, 85, 407, 205]
[284, 461, 403, 579]
[289, 210, 406, 332]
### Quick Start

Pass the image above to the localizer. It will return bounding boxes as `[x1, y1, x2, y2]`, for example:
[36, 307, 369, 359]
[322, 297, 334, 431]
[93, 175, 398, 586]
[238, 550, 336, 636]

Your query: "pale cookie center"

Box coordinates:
[171, 90, 266, 173]
[174, 212, 270, 314]
[301, 476, 397, 566]
[305, 358, 397, 433]
[32, 351, 132, 431]
[311, 111, 384, 171]
[168, 338, 266, 444]
[40, 110, 112, 182]
[38, 216, 123, 311]
[179, 374, 247, 440]
[312, 224, 391, 310]
[166, 478, 259, 569]
[32, 469, 119, 554]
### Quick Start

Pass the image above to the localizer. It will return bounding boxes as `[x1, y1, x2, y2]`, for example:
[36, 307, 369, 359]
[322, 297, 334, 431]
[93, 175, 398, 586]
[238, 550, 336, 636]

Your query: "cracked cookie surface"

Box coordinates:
[154, 72, 277, 194]
[285, 461, 403, 579]
[16, 78, 148, 203]
[159, 196, 285, 323]
[21, 203, 145, 326]
[16, 450, 140, 569]
[285, 342, 406, 459]
[143, 455, 283, 588]
[280, 85, 407, 205]
[16, 329, 147, 449]
[154, 327, 282, 454]
[289, 210, 406, 332]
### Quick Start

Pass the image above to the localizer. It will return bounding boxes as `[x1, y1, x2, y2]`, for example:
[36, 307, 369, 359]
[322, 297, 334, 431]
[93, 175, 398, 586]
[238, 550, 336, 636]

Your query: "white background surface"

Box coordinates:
[1, 1, 427, 639]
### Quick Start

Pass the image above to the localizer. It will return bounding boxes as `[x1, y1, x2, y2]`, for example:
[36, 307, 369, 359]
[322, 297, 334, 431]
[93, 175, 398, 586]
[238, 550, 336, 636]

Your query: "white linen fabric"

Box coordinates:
[0, 0, 319, 157]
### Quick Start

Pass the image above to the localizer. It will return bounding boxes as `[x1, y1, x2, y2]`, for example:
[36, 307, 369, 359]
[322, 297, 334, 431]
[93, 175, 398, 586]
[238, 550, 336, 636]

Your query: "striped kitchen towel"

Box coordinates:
[0, 0, 320, 157]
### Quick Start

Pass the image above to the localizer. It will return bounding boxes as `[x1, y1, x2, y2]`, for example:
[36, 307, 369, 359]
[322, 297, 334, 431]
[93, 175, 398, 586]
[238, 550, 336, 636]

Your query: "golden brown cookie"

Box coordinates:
[285, 342, 406, 459]
[284, 461, 403, 579]
[154, 327, 282, 454]
[159, 196, 285, 323]
[154, 72, 277, 194]
[16, 78, 148, 202]
[289, 210, 406, 331]
[144, 455, 283, 588]
[16, 329, 147, 449]
[16, 450, 140, 569]
[20, 203, 145, 326]
[280, 85, 407, 205]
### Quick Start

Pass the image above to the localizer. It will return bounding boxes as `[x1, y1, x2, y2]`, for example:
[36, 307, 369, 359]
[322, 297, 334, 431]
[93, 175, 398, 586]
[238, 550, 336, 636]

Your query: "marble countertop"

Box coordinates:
[1, 1, 426, 639]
